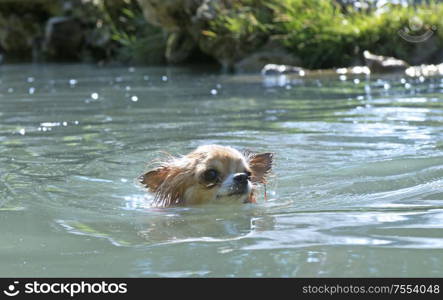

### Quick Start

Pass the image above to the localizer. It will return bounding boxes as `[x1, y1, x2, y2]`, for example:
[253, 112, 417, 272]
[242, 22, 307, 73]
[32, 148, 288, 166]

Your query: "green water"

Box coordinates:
[1, 64, 442, 277]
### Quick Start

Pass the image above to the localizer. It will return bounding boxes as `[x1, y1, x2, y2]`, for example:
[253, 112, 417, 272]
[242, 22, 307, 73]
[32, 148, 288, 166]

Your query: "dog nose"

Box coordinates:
[233, 173, 248, 184]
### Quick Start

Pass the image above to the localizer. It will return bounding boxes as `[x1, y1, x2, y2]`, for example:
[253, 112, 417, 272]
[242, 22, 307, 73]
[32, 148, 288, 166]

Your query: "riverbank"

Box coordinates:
[1, 0, 442, 72]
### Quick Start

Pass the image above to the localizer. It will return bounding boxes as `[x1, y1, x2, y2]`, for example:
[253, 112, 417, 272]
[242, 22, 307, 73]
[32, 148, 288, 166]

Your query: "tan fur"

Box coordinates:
[139, 145, 273, 207]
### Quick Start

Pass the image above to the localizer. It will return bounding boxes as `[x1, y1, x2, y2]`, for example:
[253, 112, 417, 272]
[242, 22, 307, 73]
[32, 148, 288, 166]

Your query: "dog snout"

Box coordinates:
[233, 173, 248, 185]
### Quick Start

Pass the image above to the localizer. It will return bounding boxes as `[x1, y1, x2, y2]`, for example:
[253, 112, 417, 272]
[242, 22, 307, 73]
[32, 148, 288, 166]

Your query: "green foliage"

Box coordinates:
[205, 0, 272, 41]
[276, 0, 358, 68]
[1, 0, 442, 67]
[96, 0, 166, 64]
[199, 0, 274, 65]
[351, 3, 443, 63]
[204, 0, 443, 69]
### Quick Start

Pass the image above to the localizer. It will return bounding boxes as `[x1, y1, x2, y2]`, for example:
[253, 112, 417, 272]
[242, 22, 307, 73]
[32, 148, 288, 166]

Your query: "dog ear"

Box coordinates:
[139, 166, 171, 191]
[248, 152, 273, 183]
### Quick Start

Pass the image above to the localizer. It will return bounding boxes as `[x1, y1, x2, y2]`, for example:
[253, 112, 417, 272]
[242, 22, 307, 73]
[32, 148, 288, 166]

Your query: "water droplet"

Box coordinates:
[353, 78, 360, 84]
[210, 89, 218, 95]
[383, 83, 390, 90]
[7, 88, 13, 93]
[74, 120, 79, 125]
[161, 75, 168, 82]
[339, 75, 347, 81]
[27, 77, 34, 83]
[131, 95, 138, 102]
[125, 86, 131, 91]
[405, 83, 411, 89]
[128, 67, 135, 72]
[69, 79, 78, 86]
[62, 122, 67, 126]
[29, 87, 35, 94]
[419, 76, 425, 82]
[91, 92, 99, 100]
[19, 128, 26, 135]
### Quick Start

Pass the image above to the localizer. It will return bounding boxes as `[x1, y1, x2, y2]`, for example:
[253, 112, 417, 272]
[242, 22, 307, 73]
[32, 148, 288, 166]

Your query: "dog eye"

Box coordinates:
[203, 169, 218, 182]
[245, 171, 252, 178]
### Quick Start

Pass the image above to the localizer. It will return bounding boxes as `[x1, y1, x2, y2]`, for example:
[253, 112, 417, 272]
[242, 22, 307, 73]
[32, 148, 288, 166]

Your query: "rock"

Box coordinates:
[137, 0, 211, 63]
[335, 66, 371, 75]
[363, 50, 409, 73]
[137, 0, 202, 31]
[198, 33, 266, 70]
[405, 63, 443, 77]
[43, 16, 84, 61]
[165, 31, 197, 64]
[234, 36, 301, 73]
[137, 0, 267, 67]
[0, 14, 41, 61]
[0, 0, 62, 62]
[261, 64, 306, 76]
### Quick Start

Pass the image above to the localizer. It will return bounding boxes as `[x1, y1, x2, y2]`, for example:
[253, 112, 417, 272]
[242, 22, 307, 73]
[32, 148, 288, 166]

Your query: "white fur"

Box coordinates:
[215, 173, 252, 202]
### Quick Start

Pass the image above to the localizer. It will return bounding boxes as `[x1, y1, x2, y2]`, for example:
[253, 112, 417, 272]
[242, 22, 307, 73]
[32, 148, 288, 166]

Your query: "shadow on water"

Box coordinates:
[53, 197, 278, 248]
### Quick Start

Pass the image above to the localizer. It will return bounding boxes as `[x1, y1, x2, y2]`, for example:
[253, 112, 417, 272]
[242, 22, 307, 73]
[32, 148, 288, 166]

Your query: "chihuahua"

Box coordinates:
[139, 145, 273, 207]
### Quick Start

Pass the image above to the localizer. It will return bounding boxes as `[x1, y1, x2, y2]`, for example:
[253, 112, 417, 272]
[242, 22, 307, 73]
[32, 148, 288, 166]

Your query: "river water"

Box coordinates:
[1, 64, 442, 277]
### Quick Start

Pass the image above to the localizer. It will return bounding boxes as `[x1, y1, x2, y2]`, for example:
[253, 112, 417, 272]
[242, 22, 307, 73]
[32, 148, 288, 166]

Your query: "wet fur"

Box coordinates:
[139, 145, 273, 207]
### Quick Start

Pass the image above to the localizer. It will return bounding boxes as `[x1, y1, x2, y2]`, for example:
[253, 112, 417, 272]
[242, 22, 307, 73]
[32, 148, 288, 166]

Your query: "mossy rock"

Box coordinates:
[0, 0, 62, 61]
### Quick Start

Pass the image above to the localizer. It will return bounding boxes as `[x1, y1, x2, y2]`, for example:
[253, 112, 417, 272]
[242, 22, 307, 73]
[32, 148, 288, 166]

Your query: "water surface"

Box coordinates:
[1, 64, 443, 277]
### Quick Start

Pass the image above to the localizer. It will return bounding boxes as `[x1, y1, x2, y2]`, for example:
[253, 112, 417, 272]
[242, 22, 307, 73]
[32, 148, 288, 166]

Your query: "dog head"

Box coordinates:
[139, 145, 273, 207]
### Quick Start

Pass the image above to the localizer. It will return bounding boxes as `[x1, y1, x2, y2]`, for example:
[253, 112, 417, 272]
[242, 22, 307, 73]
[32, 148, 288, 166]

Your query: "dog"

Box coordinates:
[139, 145, 273, 207]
